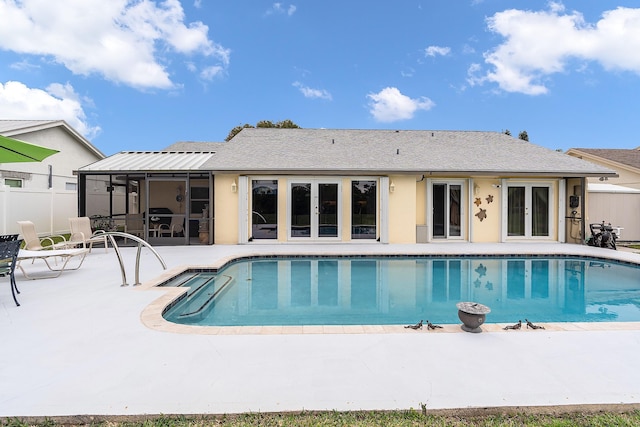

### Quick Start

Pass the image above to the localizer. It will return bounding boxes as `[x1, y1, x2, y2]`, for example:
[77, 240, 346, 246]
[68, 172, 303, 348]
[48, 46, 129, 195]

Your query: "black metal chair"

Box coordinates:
[0, 234, 18, 242]
[0, 239, 23, 306]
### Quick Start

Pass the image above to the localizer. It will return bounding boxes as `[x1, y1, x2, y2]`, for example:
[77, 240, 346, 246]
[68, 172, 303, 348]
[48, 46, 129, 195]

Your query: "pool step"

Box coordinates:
[179, 274, 234, 319]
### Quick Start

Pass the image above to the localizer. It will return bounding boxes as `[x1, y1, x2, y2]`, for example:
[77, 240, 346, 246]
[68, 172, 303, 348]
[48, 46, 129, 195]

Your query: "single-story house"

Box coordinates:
[566, 147, 640, 241]
[0, 120, 105, 236]
[76, 129, 616, 245]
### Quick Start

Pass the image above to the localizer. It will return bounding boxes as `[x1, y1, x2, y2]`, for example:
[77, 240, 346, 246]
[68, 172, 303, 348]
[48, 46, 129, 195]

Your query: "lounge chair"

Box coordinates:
[17, 246, 90, 280]
[69, 217, 108, 253]
[17, 220, 72, 251]
[0, 239, 23, 306]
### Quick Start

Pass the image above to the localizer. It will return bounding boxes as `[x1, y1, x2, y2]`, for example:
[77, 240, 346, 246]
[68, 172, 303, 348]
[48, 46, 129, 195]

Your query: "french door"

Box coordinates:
[289, 179, 341, 240]
[506, 184, 552, 238]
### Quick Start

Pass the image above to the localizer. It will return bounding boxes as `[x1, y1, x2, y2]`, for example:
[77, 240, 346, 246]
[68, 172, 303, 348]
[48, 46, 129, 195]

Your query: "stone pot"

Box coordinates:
[456, 301, 491, 333]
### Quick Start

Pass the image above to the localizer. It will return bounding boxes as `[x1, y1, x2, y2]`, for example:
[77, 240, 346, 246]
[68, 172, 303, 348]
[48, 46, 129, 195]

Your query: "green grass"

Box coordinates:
[3, 410, 640, 427]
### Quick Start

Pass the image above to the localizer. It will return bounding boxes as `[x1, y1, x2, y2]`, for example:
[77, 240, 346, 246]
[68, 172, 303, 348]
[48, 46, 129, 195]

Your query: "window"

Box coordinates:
[65, 182, 77, 191]
[4, 178, 22, 188]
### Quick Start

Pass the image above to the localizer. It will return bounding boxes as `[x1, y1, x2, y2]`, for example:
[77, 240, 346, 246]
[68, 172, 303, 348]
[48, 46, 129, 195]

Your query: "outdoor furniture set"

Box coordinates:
[3, 218, 107, 306]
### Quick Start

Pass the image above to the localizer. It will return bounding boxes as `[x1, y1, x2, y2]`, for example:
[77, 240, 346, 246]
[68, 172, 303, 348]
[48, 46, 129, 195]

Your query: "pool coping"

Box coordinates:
[139, 247, 640, 335]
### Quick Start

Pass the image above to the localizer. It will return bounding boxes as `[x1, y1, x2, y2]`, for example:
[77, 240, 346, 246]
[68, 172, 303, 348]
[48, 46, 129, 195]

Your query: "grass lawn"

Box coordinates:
[3, 410, 640, 427]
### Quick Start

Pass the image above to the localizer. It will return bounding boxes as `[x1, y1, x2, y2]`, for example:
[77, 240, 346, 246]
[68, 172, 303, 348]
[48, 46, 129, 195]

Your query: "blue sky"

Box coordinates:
[0, 1, 639, 156]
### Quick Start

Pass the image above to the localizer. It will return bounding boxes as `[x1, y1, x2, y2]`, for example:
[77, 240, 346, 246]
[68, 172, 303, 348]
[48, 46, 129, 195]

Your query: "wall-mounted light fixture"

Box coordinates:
[492, 184, 501, 188]
[389, 181, 395, 193]
[473, 184, 480, 196]
[231, 180, 237, 193]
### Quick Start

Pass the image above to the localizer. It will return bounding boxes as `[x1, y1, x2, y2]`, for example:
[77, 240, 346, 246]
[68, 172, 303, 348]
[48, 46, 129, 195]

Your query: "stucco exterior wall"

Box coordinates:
[214, 174, 239, 244]
[388, 175, 416, 244]
[470, 178, 502, 243]
[565, 177, 584, 244]
[415, 179, 426, 227]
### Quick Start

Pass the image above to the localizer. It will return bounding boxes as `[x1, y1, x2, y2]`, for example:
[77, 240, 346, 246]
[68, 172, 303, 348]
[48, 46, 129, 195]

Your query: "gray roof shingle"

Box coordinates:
[203, 128, 616, 176]
[79, 129, 617, 177]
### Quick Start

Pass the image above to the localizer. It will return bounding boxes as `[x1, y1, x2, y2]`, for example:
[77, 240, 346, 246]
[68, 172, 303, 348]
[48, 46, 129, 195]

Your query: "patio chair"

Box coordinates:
[69, 217, 108, 253]
[0, 239, 23, 306]
[158, 215, 185, 237]
[0, 234, 18, 242]
[17, 220, 72, 251]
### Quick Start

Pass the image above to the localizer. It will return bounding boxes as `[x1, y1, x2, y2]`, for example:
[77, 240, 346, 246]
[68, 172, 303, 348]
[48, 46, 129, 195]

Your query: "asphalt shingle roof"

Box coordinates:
[203, 128, 616, 176]
[78, 129, 617, 177]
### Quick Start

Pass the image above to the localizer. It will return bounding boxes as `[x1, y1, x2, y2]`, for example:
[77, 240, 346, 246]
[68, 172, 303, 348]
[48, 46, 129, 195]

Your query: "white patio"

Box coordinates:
[1, 243, 639, 417]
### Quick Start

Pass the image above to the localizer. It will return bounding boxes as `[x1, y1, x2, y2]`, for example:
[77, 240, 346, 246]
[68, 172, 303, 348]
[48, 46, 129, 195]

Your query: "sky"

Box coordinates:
[0, 0, 639, 156]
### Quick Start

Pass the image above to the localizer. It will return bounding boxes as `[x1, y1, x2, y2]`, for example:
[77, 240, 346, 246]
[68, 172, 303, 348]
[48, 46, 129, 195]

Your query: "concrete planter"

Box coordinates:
[456, 302, 491, 333]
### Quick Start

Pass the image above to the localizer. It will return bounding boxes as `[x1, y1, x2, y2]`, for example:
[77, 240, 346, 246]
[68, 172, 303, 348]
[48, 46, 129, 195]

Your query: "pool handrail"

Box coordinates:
[101, 231, 167, 286]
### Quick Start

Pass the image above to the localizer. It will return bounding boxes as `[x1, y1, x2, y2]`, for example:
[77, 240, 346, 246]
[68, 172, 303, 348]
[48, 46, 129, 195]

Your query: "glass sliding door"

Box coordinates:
[318, 183, 338, 237]
[432, 182, 463, 239]
[507, 187, 526, 236]
[351, 180, 377, 239]
[531, 186, 549, 236]
[290, 183, 311, 237]
[289, 179, 341, 240]
[251, 179, 278, 240]
[507, 184, 551, 238]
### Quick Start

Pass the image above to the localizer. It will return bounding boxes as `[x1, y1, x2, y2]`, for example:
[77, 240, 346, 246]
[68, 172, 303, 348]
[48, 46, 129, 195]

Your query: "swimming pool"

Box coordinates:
[160, 255, 640, 327]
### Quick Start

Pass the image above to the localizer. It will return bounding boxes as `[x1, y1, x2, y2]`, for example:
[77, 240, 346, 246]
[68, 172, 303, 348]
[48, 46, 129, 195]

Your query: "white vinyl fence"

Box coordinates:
[0, 185, 78, 237]
[587, 192, 640, 242]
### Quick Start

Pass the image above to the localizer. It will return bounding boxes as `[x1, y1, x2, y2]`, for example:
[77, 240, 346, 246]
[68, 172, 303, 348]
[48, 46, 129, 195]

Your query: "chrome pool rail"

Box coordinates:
[102, 231, 167, 286]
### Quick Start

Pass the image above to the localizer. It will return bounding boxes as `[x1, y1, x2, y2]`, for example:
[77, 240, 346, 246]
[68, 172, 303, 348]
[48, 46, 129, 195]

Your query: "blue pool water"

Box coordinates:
[161, 256, 640, 326]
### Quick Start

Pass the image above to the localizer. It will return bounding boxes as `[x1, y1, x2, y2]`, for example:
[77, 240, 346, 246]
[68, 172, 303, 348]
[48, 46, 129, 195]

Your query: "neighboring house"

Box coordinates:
[0, 120, 105, 236]
[566, 148, 640, 241]
[76, 128, 616, 246]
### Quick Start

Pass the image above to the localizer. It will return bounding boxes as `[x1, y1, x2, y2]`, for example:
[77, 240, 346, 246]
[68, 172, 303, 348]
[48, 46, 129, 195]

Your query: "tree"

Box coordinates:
[504, 129, 512, 136]
[225, 124, 254, 141]
[518, 130, 529, 141]
[225, 119, 301, 141]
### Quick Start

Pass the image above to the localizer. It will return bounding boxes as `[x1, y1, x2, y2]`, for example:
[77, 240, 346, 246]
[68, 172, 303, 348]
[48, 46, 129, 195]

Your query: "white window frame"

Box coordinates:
[426, 178, 467, 241]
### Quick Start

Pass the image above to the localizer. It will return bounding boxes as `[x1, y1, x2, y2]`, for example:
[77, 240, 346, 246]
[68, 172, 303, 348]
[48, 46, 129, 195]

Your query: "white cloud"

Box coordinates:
[425, 46, 451, 57]
[367, 87, 435, 122]
[0, 0, 229, 90]
[293, 82, 332, 100]
[200, 65, 225, 81]
[266, 3, 297, 16]
[0, 81, 100, 139]
[477, 4, 640, 95]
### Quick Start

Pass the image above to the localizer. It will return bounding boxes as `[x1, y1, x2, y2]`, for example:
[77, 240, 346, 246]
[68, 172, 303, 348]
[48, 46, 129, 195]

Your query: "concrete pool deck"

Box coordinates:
[1, 242, 640, 418]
